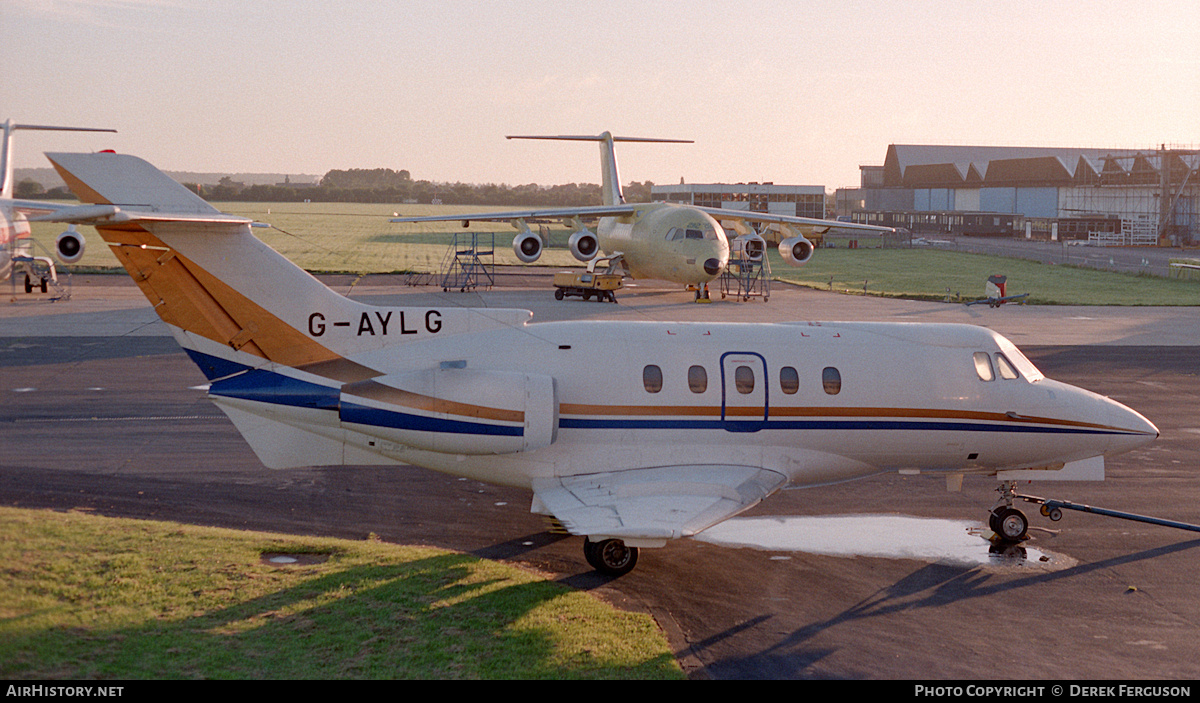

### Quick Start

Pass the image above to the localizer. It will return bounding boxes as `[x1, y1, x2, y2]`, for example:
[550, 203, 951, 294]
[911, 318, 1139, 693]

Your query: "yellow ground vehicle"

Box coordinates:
[552, 256, 623, 302]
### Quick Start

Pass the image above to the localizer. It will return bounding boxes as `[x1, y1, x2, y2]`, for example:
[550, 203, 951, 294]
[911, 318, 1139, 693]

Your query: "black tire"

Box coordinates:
[994, 507, 1029, 541]
[24, 275, 33, 294]
[585, 538, 638, 576]
[40, 278, 48, 293]
[554, 288, 565, 300]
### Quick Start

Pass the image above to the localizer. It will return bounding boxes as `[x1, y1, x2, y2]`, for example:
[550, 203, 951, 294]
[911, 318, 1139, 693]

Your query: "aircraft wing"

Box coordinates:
[693, 206, 895, 236]
[25, 203, 252, 226]
[5, 199, 83, 216]
[390, 204, 638, 225]
[530, 465, 787, 547]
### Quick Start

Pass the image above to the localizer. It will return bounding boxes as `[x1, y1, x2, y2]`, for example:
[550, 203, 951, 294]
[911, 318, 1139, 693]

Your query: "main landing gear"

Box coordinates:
[583, 537, 639, 576]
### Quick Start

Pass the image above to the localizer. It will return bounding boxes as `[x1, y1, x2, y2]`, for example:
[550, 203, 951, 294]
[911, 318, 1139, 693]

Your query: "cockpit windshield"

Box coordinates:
[666, 224, 717, 241]
[996, 338, 1044, 382]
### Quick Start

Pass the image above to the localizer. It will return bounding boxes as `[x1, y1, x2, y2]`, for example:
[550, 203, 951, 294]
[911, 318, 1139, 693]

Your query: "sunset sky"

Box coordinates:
[4, 0, 1197, 190]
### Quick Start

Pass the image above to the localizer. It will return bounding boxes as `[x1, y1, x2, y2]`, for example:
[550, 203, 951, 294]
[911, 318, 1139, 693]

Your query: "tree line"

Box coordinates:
[190, 170, 654, 206]
[12, 167, 655, 206]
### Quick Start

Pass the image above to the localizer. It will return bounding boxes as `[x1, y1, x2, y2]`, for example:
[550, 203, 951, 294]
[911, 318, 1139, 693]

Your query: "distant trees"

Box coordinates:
[16, 168, 657, 207]
[183, 169, 656, 207]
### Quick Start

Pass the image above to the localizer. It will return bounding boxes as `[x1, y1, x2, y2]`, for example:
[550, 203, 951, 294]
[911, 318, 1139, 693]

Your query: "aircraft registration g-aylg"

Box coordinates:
[40, 149, 1158, 575]
[0, 120, 113, 292]
[390, 132, 895, 300]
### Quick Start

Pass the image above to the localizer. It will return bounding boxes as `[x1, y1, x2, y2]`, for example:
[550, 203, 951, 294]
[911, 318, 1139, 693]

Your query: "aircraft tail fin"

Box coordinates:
[42, 151, 531, 384]
[1, 120, 115, 199]
[507, 133, 691, 207]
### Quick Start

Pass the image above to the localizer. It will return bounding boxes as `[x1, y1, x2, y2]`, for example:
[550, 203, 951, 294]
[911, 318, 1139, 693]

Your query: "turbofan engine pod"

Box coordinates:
[778, 235, 814, 266]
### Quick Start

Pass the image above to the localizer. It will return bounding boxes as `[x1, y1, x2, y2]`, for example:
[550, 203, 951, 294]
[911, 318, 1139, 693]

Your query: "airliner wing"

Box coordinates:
[530, 465, 787, 547]
[390, 204, 637, 225]
[6, 199, 81, 216]
[26, 203, 252, 226]
[693, 206, 895, 236]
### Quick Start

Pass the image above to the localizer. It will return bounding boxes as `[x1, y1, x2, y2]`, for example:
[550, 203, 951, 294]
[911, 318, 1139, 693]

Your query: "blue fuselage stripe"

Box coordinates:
[340, 402, 524, 437]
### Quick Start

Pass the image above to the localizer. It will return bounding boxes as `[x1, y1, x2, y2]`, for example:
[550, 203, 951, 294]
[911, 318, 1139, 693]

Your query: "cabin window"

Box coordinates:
[780, 366, 799, 394]
[734, 365, 755, 394]
[643, 365, 663, 393]
[688, 365, 708, 393]
[822, 367, 841, 395]
[973, 352, 995, 381]
[996, 353, 1019, 380]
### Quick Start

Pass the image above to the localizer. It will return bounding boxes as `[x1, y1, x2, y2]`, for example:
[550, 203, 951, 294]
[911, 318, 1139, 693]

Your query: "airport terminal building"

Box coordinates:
[835, 145, 1200, 246]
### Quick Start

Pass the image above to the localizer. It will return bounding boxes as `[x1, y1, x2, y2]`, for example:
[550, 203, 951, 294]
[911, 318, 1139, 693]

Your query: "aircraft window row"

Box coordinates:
[974, 352, 1022, 382]
[641, 364, 842, 395]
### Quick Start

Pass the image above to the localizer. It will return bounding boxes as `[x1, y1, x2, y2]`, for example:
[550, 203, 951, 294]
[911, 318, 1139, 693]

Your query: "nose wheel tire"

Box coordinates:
[584, 537, 639, 576]
[990, 507, 1029, 541]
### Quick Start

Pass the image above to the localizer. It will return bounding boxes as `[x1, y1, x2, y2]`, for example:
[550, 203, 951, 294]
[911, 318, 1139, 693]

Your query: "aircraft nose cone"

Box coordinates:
[1102, 397, 1159, 455]
[703, 258, 722, 275]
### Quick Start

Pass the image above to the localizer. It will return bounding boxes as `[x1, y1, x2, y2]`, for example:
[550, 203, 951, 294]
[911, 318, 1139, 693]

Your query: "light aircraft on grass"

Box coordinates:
[38, 148, 1158, 575]
[390, 132, 895, 301]
[0, 119, 112, 293]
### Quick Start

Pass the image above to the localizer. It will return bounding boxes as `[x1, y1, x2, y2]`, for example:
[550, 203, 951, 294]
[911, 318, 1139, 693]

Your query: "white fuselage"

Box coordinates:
[203, 313, 1157, 492]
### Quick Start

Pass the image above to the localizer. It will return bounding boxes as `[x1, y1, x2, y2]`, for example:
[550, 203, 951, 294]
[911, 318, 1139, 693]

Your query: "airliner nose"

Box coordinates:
[1102, 396, 1159, 455]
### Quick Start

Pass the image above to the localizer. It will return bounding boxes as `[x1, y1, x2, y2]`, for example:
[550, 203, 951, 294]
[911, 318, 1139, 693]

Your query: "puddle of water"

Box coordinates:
[695, 514, 1071, 569]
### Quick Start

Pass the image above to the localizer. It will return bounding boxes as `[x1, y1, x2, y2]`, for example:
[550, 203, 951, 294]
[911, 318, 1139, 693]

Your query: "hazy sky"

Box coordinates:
[4, 0, 1197, 190]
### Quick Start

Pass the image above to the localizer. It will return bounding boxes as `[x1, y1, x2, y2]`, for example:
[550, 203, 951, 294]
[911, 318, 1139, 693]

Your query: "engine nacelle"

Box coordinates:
[731, 234, 765, 262]
[56, 226, 86, 264]
[778, 235, 814, 267]
[512, 230, 543, 263]
[339, 368, 558, 455]
[568, 229, 599, 262]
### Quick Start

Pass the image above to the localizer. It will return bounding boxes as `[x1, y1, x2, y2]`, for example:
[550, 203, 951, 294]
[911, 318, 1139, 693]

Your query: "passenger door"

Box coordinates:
[721, 352, 768, 432]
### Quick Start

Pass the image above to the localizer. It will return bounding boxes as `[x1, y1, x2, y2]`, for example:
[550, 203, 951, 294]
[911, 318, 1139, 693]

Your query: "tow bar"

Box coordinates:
[1018, 494, 1200, 534]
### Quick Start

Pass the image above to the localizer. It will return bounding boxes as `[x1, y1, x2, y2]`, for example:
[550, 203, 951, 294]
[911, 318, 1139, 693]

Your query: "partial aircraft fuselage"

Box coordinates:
[596, 202, 728, 284]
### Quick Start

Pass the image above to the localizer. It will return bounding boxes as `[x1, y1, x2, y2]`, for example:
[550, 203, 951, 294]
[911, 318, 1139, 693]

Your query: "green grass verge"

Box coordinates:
[0, 507, 684, 680]
[26, 202, 1200, 305]
[769, 247, 1200, 306]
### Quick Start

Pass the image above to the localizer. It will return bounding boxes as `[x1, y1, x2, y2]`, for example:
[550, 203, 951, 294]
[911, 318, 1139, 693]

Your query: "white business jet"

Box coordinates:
[390, 132, 894, 300]
[0, 120, 112, 292]
[38, 149, 1157, 575]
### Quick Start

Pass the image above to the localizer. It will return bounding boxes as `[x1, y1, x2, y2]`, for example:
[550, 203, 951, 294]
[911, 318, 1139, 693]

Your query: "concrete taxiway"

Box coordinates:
[2, 271, 1198, 680]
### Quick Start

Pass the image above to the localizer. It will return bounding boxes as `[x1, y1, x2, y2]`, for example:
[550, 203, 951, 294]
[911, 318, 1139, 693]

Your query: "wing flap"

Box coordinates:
[532, 465, 787, 547]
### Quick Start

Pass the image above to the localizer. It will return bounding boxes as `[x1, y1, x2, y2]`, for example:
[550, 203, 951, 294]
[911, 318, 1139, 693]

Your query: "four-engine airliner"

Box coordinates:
[391, 132, 895, 300]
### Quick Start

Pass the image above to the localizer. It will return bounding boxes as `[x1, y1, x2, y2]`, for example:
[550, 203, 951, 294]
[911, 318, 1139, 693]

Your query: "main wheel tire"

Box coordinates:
[584, 538, 638, 576]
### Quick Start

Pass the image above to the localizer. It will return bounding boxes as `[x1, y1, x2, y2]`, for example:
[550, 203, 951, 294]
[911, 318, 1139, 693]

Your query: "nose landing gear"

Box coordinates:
[989, 481, 1029, 542]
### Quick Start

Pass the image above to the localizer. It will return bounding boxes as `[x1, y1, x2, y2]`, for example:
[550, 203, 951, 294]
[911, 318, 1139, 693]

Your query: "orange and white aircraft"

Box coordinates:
[39, 148, 1157, 575]
[391, 132, 895, 300]
[0, 120, 112, 293]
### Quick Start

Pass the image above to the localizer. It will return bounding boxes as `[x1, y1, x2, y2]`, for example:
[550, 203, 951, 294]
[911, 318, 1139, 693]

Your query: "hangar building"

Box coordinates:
[835, 145, 1200, 246]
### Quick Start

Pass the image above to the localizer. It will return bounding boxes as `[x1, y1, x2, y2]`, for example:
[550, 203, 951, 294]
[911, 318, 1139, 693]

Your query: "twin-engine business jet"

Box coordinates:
[390, 132, 894, 299]
[0, 120, 112, 291]
[40, 149, 1158, 575]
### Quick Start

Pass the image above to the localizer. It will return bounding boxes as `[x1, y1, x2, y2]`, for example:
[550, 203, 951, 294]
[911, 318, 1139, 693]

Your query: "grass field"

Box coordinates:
[25, 201, 1200, 305]
[0, 507, 684, 680]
